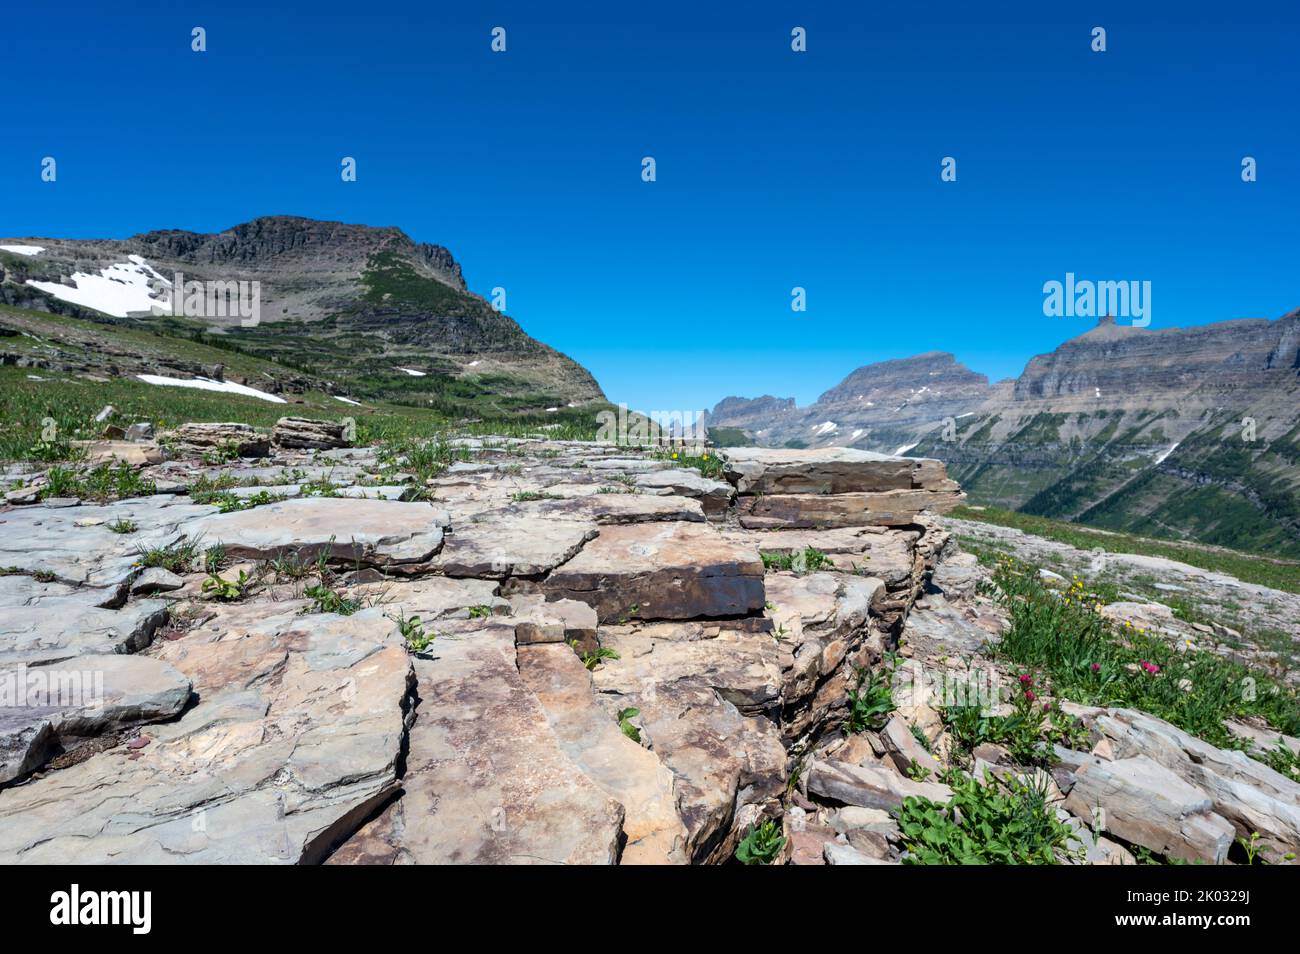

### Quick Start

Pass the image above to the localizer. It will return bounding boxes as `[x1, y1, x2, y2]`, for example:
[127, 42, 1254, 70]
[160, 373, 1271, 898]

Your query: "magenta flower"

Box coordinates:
[1024, 690, 1036, 703]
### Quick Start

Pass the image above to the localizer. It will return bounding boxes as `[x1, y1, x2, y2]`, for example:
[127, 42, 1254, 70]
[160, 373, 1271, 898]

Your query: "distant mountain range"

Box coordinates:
[707, 313, 1300, 557]
[0, 216, 604, 414]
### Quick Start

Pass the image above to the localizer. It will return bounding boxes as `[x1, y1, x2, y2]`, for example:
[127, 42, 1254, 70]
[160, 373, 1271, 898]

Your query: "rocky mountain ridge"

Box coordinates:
[0, 216, 604, 414]
[708, 311, 1300, 556]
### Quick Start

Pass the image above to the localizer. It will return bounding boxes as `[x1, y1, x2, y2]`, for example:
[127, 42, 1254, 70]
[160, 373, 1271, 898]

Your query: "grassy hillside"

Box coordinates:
[0, 302, 606, 461]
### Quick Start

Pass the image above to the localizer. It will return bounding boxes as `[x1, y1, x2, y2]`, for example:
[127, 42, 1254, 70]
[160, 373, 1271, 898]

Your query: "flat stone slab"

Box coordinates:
[182, 497, 450, 568]
[723, 447, 956, 495]
[0, 499, 216, 589]
[528, 494, 705, 524]
[1, 654, 192, 785]
[326, 620, 623, 865]
[543, 521, 765, 623]
[434, 512, 595, 578]
[632, 469, 732, 517]
[1091, 707, 1300, 861]
[0, 577, 170, 666]
[737, 489, 964, 529]
[0, 608, 414, 863]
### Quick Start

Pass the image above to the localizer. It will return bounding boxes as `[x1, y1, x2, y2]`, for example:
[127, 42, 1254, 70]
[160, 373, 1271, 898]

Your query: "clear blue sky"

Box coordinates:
[2, 1, 1296, 412]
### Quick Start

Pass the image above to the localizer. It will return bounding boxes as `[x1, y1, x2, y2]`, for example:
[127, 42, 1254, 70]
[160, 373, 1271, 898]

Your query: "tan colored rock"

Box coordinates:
[272, 416, 353, 450]
[517, 643, 687, 864]
[73, 440, 164, 466]
[881, 715, 943, 779]
[1094, 708, 1300, 862]
[591, 623, 788, 862]
[0, 610, 414, 863]
[162, 422, 270, 458]
[723, 447, 950, 495]
[434, 512, 594, 578]
[1063, 754, 1235, 864]
[326, 619, 624, 865]
[0, 654, 192, 785]
[806, 759, 952, 811]
[633, 469, 732, 518]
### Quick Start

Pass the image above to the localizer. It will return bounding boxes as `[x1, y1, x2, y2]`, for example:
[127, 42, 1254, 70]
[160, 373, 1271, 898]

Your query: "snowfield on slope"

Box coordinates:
[136, 374, 287, 404]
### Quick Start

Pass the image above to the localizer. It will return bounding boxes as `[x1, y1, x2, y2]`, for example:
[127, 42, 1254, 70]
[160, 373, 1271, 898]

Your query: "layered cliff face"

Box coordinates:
[708, 312, 1300, 556]
[706, 353, 993, 451]
[0, 216, 604, 413]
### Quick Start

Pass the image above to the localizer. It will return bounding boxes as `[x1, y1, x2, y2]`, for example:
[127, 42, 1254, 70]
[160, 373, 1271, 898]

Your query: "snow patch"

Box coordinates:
[28, 258, 169, 317]
[813, 421, 838, 435]
[1, 244, 45, 256]
[397, 367, 426, 377]
[1153, 442, 1180, 465]
[893, 442, 919, 456]
[333, 395, 362, 406]
[136, 374, 287, 404]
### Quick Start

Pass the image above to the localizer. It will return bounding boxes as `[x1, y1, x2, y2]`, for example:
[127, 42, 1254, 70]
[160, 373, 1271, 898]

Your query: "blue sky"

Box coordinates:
[2, 1, 1297, 413]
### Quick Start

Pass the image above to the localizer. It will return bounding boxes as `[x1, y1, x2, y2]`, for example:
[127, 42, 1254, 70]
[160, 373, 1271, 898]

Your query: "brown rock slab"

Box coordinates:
[723, 447, 955, 494]
[737, 489, 964, 529]
[543, 521, 765, 623]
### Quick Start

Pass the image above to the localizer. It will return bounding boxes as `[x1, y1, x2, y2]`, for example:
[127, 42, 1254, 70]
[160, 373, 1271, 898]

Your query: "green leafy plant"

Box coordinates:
[617, 707, 642, 743]
[898, 770, 1080, 865]
[468, 604, 493, 618]
[735, 819, 785, 865]
[843, 665, 895, 734]
[570, 638, 619, 671]
[201, 569, 248, 602]
[760, 547, 834, 573]
[203, 543, 227, 575]
[389, 609, 432, 653]
[107, 517, 138, 534]
[305, 583, 361, 616]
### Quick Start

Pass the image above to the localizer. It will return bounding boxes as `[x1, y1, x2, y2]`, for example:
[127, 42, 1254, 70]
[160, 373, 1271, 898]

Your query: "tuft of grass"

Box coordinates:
[510, 490, 561, 502]
[38, 462, 156, 503]
[107, 517, 138, 534]
[136, 537, 202, 574]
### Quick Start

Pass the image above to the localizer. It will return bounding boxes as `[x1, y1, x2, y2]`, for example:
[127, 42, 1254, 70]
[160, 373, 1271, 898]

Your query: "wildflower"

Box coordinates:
[1024, 690, 1036, 703]
[1019, 674, 1032, 685]
[1090, 662, 1101, 672]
